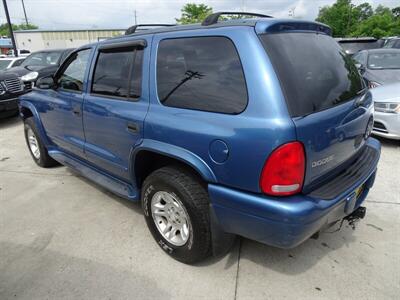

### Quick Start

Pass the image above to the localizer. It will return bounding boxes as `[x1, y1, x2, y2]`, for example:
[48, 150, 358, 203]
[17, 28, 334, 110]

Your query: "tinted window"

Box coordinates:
[92, 48, 143, 99]
[21, 51, 63, 67]
[58, 49, 91, 92]
[157, 37, 247, 114]
[260, 33, 364, 117]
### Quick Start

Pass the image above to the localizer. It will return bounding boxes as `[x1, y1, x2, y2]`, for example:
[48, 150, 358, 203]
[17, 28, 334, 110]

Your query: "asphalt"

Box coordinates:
[1, 115, 399, 300]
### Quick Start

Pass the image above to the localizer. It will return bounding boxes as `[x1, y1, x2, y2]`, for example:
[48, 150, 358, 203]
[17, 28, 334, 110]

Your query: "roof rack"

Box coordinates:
[125, 24, 175, 35]
[202, 12, 272, 26]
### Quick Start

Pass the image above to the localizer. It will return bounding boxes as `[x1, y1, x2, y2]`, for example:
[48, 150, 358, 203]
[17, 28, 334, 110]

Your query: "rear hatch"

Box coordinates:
[259, 27, 374, 194]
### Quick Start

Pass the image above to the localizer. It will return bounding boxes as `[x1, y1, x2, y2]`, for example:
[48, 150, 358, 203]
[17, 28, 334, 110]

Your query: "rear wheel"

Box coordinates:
[24, 117, 58, 168]
[142, 166, 211, 264]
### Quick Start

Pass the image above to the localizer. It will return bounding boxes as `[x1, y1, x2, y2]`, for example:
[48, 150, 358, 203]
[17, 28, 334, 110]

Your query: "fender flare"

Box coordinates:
[130, 139, 217, 184]
[19, 100, 51, 147]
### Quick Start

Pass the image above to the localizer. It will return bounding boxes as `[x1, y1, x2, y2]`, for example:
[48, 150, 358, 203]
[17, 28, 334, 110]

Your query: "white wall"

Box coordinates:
[15, 30, 124, 52]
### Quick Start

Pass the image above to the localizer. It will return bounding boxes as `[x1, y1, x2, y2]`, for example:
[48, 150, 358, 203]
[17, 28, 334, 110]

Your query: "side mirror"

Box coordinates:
[36, 76, 55, 89]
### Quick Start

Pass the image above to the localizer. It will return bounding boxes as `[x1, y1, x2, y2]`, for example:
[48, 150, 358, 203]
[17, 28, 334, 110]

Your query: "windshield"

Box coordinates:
[260, 33, 364, 117]
[21, 51, 62, 67]
[0, 60, 11, 70]
[367, 52, 400, 69]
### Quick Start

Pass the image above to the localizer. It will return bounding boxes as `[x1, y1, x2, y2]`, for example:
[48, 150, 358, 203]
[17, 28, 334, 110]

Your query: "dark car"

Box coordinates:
[0, 73, 25, 118]
[2, 48, 73, 91]
[0, 48, 73, 118]
[19, 14, 380, 264]
[353, 49, 400, 88]
[336, 37, 381, 56]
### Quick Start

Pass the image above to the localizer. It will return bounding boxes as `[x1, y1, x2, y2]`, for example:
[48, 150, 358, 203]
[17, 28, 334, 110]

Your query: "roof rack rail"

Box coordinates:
[125, 24, 175, 35]
[202, 12, 272, 26]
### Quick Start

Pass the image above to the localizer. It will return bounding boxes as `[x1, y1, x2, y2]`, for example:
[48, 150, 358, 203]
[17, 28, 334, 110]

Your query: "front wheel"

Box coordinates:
[24, 117, 58, 168]
[142, 166, 211, 264]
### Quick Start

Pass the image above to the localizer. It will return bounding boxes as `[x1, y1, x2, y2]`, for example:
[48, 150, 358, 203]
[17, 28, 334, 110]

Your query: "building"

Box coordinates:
[0, 38, 12, 55]
[14, 29, 125, 52]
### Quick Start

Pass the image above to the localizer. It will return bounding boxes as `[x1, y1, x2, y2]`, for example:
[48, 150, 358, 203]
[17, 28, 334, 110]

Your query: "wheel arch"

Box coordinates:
[19, 100, 51, 146]
[131, 140, 217, 189]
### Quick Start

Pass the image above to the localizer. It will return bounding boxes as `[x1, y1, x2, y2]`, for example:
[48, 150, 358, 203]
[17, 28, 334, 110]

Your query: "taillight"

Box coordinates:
[260, 141, 305, 196]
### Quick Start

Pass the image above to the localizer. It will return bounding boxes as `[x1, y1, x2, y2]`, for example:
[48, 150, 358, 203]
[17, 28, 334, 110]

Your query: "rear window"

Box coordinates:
[156, 37, 247, 114]
[338, 41, 380, 55]
[260, 33, 364, 117]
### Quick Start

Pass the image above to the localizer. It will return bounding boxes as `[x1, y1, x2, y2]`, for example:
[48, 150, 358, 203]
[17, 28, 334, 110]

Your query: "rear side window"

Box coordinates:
[156, 37, 247, 114]
[92, 48, 143, 99]
[260, 33, 364, 117]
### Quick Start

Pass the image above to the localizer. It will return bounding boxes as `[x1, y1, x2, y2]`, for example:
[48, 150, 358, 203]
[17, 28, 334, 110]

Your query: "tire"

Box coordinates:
[142, 166, 211, 264]
[24, 117, 58, 168]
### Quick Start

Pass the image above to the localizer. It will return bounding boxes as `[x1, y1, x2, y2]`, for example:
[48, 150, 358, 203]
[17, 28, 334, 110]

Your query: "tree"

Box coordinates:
[176, 3, 212, 24]
[0, 23, 38, 37]
[393, 7, 400, 18]
[316, 1, 399, 38]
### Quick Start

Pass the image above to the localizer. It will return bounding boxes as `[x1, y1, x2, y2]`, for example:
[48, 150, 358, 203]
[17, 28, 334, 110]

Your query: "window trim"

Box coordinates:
[90, 44, 144, 102]
[55, 47, 92, 94]
[155, 35, 249, 115]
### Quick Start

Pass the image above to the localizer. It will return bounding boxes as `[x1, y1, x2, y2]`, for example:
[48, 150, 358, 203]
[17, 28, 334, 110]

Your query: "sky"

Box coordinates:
[0, 0, 399, 30]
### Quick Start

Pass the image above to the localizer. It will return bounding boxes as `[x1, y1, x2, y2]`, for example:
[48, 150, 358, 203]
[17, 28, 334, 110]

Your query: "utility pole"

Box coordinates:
[2, 0, 18, 57]
[134, 9, 137, 25]
[21, 0, 29, 26]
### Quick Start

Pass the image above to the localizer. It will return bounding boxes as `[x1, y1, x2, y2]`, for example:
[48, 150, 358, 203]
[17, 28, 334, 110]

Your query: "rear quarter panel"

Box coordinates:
[145, 26, 296, 193]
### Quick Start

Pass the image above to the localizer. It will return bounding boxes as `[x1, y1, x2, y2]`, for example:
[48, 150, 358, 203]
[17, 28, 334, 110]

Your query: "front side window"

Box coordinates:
[91, 48, 143, 99]
[57, 49, 91, 92]
[156, 37, 248, 114]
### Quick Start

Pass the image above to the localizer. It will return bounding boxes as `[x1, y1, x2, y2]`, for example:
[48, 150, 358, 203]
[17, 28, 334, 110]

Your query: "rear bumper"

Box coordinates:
[209, 138, 381, 248]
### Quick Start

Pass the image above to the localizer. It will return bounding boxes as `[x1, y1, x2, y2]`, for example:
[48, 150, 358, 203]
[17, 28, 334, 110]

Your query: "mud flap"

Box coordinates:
[209, 205, 236, 257]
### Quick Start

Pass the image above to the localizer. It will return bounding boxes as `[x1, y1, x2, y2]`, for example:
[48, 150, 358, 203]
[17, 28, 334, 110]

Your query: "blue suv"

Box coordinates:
[19, 13, 381, 264]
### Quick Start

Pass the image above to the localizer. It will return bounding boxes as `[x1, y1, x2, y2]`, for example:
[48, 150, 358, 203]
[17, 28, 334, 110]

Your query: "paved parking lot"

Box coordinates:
[1, 115, 399, 300]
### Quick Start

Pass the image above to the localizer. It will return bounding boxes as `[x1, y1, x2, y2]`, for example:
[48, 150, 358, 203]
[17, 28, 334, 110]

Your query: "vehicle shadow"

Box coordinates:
[373, 135, 400, 148]
[0, 115, 21, 130]
[239, 224, 358, 275]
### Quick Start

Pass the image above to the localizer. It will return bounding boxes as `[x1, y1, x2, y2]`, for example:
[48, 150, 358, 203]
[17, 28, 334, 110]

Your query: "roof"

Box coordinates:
[102, 18, 331, 44]
[363, 48, 400, 54]
[14, 28, 125, 33]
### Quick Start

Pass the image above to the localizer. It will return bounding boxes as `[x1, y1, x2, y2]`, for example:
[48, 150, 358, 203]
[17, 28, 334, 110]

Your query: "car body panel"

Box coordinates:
[18, 19, 381, 250]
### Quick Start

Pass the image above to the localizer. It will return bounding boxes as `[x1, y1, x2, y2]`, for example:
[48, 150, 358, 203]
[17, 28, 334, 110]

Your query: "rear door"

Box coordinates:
[82, 39, 149, 182]
[260, 32, 373, 191]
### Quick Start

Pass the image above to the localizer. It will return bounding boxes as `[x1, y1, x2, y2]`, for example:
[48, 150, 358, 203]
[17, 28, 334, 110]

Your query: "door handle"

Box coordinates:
[127, 122, 139, 133]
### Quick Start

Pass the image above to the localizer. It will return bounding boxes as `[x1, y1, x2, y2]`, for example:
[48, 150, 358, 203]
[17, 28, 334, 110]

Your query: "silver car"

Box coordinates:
[371, 82, 400, 140]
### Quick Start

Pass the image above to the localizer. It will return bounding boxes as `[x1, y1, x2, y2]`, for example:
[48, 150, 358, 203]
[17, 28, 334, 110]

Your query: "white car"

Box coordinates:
[0, 57, 26, 71]
[371, 82, 400, 140]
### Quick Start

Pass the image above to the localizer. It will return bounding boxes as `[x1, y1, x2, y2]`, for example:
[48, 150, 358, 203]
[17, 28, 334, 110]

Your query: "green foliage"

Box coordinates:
[0, 23, 38, 37]
[176, 3, 212, 24]
[316, 1, 400, 38]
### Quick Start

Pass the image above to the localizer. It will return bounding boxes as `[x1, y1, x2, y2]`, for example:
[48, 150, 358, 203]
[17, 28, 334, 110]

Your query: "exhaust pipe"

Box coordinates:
[344, 206, 366, 229]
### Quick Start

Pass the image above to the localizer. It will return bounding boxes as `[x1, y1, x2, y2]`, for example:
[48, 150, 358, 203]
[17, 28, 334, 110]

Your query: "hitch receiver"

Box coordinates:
[344, 206, 366, 229]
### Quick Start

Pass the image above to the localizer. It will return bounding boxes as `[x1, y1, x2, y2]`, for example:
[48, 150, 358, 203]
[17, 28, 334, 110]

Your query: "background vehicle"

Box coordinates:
[0, 73, 24, 118]
[353, 49, 400, 88]
[19, 13, 380, 264]
[383, 37, 400, 49]
[0, 57, 25, 71]
[371, 82, 400, 140]
[2, 48, 73, 91]
[6, 49, 31, 57]
[336, 37, 381, 56]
